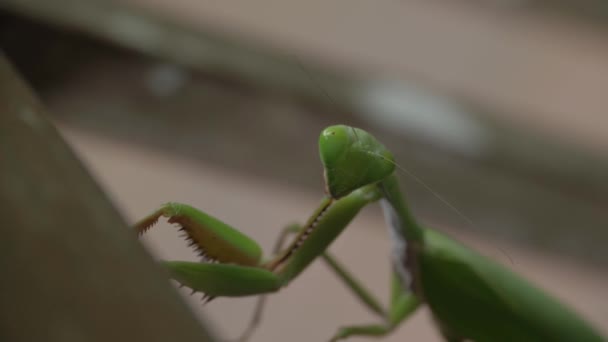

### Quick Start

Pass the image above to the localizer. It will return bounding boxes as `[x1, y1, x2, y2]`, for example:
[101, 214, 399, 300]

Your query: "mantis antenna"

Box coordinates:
[295, 61, 514, 266]
[295, 56, 474, 226]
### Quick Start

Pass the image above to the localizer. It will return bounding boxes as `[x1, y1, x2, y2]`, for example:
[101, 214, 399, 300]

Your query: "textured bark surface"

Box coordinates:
[0, 54, 216, 342]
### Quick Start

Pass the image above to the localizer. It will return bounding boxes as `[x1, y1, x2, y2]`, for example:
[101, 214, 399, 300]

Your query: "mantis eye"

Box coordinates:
[319, 125, 395, 198]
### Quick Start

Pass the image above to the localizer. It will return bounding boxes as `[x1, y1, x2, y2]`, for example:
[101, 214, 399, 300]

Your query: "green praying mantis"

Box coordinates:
[135, 125, 603, 341]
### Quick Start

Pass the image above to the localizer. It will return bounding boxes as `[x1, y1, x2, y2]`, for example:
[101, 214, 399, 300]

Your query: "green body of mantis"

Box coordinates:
[136, 125, 603, 341]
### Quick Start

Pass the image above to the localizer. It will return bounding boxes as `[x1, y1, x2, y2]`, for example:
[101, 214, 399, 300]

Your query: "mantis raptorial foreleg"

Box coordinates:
[237, 224, 387, 341]
[270, 223, 387, 317]
[135, 125, 603, 341]
[239, 222, 420, 341]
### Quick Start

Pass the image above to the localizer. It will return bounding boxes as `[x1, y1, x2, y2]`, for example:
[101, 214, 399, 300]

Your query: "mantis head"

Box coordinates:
[319, 125, 395, 199]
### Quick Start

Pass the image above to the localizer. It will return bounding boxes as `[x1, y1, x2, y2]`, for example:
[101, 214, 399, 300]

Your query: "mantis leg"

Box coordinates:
[233, 224, 302, 342]
[330, 273, 420, 342]
[327, 271, 420, 341]
[322, 253, 385, 318]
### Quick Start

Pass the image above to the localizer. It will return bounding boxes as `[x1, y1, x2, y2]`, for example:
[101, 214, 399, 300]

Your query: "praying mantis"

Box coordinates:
[135, 125, 603, 341]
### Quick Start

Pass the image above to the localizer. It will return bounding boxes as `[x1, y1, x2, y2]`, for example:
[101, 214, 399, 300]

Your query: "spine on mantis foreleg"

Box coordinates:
[134, 202, 263, 266]
[266, 196, 334, 271]
[270, 185, 382, 285]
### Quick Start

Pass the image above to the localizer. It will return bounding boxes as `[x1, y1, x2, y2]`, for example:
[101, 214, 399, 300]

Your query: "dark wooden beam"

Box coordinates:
[0, 53, 217, 342]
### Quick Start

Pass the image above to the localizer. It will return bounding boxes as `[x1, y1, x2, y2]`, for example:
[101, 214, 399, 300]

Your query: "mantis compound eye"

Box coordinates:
[319, 125, 395, 199]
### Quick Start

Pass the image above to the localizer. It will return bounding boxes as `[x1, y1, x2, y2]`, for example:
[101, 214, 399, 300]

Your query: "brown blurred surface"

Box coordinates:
[60, 126, 608, 342]
[124, 0, 608, 154]
[4, 0, 608, 153]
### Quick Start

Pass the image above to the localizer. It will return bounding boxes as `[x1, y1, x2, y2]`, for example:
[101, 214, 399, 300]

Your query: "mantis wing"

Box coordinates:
[419, 229, 603, 342]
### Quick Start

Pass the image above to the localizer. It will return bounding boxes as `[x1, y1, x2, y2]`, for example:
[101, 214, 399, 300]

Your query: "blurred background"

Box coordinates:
[1, 0, 607, 340]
